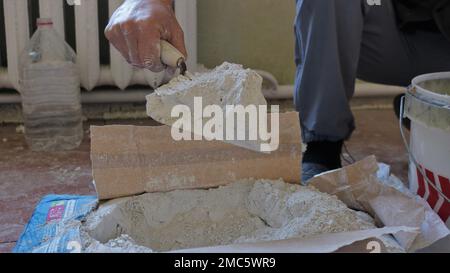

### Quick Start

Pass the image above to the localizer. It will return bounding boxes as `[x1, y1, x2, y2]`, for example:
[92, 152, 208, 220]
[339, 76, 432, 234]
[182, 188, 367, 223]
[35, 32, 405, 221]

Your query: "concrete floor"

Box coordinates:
[0, 107, 409, 253]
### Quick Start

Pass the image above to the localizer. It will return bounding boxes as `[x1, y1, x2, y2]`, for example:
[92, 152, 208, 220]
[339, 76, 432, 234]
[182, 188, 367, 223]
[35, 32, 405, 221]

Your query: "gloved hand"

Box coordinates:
[105, 0, 187, 72]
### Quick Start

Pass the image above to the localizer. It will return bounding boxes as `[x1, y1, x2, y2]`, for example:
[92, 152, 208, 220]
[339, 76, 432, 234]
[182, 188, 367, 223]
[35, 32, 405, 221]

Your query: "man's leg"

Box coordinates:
[295, 0, 450, 183]
[295, 0, 411, 182]
[357, 1, 450, 85]
[357, 2, 450, 130]
[409, 30, 450, 76]
[294, 0, 368, 144]
[295, 0, 373, 182]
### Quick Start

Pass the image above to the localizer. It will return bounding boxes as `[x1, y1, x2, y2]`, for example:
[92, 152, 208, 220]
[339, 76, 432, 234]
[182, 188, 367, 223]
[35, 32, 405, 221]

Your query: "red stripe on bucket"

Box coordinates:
[437, 176, 450, 222]
[416, 168, 426, 198]
[438, 176, 450, 199]
[425, 169, 439, 209]
[415, 167, 449, 222]
[437, 201, 450, 222]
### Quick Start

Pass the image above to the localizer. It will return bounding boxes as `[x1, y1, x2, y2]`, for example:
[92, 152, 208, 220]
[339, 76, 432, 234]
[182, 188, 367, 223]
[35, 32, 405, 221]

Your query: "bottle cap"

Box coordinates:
[37, 18, 53, 27]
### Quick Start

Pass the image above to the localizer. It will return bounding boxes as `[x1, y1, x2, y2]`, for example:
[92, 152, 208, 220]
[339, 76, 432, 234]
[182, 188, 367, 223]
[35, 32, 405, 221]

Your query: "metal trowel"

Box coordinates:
[152, 43, 271, 153]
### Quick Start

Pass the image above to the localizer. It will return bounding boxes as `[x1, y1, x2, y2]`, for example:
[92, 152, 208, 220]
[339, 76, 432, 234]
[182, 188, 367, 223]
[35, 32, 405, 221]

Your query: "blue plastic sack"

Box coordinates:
[13, 195, 98, 253]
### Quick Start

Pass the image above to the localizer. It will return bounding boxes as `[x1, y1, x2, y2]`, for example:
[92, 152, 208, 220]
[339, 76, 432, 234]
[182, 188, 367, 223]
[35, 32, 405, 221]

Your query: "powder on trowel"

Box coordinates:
[82, 179, 390, 253]
[145, 62, 271, 152]
[146, 62, 267, 126]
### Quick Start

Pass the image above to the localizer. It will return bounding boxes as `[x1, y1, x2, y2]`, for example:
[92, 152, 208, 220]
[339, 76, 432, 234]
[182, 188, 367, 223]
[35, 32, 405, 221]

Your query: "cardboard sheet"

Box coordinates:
[91, 112, 302, 200]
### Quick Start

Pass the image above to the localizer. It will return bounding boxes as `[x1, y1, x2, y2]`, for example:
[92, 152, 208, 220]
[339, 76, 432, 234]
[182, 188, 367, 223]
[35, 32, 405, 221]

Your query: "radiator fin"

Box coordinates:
[0, 0, 197, 92]
[3, 0, 30, 90]
[75, 0, 100, 90]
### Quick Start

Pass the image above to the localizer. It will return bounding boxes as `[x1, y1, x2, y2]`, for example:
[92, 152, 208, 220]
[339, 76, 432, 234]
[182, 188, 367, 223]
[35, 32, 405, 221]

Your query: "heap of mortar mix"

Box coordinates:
[81, 179, 402, 253]
[146, 62, 269, 151]
[146, 62, 267, 125]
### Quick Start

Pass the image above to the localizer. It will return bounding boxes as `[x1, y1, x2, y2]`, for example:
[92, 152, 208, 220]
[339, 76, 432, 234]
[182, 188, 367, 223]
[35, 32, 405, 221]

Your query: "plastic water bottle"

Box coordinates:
[19, 18, 83, 151]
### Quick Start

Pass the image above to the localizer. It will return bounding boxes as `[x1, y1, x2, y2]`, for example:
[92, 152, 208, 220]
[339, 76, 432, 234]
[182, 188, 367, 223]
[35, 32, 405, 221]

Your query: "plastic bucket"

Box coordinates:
[403, 72, 450, 231]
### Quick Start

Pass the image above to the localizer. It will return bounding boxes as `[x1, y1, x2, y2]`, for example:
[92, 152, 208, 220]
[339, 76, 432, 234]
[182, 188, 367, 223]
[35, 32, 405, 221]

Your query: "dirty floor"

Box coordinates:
[0, 107, 409, 253]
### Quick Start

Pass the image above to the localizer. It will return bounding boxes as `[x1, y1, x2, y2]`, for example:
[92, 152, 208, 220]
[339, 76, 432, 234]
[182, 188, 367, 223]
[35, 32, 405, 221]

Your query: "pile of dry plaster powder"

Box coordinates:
[82, 179, 378, 253]
[146, 62, 267, 126]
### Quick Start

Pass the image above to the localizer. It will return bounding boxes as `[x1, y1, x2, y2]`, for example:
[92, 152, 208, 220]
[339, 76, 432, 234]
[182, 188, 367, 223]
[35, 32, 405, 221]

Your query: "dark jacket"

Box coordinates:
[393, 0, 450, 41]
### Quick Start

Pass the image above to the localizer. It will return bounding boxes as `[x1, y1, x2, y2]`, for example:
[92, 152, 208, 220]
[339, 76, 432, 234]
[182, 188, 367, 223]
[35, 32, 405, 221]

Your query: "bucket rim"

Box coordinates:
[411, 72, 450, 105]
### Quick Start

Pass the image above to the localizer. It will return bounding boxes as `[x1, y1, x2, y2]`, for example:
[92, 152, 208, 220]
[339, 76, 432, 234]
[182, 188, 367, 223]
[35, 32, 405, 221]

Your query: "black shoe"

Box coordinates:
[301, 162, 332, 185]
[393, 94, 411, 130]
[301, 140, 343, 185]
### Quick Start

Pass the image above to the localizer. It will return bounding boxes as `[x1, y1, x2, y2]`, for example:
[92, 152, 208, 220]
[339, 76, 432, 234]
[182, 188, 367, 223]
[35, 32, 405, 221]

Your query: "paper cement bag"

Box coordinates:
[170, 227, 416, 253]
[309, 156, 449, 252]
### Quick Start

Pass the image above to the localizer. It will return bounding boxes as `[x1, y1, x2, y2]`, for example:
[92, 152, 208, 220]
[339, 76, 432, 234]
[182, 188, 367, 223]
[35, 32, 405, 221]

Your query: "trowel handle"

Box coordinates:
[160, 40, 186, 68]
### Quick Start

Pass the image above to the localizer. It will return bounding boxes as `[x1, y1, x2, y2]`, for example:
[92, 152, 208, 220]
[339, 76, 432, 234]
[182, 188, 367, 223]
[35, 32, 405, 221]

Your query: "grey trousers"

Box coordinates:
[294, 0, 450, 143]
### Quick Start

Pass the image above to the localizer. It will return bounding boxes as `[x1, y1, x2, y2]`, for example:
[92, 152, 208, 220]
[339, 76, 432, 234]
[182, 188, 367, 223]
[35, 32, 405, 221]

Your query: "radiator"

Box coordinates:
[0, 0, 197, 91]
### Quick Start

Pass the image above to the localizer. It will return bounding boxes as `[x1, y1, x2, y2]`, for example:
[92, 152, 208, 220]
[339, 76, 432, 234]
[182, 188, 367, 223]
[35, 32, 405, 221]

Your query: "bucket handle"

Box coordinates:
[399, 95, 450, 203]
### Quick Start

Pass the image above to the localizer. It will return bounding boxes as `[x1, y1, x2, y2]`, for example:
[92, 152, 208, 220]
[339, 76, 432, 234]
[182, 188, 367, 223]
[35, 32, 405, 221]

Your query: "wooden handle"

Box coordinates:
[160, 40, 185, 68]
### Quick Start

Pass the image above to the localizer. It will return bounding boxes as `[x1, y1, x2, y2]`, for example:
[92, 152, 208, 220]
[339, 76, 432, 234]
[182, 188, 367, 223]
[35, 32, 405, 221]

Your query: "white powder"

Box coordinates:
[146, 62, 267, 126]
[84, 234, 152, 253]
[82, 179, 380, 253]
[146, 62, 271, 151]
